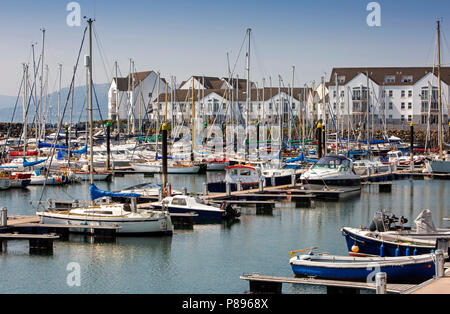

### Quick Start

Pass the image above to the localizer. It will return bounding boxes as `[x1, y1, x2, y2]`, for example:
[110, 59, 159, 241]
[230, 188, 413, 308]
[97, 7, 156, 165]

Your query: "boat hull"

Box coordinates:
[290, 256, 436, 283]
[152, 204, 224, 223]
[425, 160, 450, 174]
[37, 212, 173, 235]
[341, 227, 438, 257]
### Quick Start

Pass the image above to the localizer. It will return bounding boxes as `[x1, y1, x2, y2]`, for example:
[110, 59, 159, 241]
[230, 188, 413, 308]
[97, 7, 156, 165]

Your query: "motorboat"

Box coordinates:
[300, 155, 361, 188]
[207, 164, 262, 193]
[341, 210, 450, 257]
[289, 250, 440, 283]
[353, 160, 392, 176]
[150, 195, 240, 223]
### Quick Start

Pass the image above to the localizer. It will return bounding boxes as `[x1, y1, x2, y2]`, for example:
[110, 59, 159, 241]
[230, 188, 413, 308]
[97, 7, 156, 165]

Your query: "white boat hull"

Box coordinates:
[425, 160, 450, 174]
[0, 178, 11, 190]
[131, 163, 200, 174]
[36, 211, 173, 234]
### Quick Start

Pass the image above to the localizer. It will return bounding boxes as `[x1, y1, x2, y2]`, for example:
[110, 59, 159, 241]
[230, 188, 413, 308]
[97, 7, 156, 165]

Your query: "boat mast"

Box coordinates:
[115, 61, 120, 144]
[191, 76, 195, 162]
[437, 20, 443, 160]
[245, 28, 251, 161]
[58, 63, 62, 124]
[335, 72, 339, 154]
[87, 18, 94, 186]
[39, 28, 45, 144]
[22, 63, 28, 157]
[290, 66, 294, 149]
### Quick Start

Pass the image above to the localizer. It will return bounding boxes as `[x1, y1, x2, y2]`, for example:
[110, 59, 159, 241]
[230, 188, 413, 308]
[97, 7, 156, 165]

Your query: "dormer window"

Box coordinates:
[401, 76, 413, 83]
[337, 76, 345, 84]
[384, 75, 395, 83]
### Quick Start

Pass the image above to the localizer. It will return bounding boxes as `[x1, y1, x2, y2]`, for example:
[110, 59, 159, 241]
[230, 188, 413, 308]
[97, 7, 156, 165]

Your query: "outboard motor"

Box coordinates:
[222, 202, 240, 219]
[369, 213, 389, 232]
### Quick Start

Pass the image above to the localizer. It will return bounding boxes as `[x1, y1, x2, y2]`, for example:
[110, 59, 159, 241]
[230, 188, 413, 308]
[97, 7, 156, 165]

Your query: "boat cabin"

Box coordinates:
[225, 164, 262, 184]
[312, 155, 353, 172]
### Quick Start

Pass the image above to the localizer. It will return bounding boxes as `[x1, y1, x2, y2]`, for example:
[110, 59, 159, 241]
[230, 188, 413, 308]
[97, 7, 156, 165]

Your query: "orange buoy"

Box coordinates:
[351, 245, 359, 253]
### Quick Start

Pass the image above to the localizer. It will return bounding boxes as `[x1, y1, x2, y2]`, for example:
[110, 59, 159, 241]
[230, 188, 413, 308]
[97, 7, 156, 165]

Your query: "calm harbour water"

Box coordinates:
[0, 174, 449, 294]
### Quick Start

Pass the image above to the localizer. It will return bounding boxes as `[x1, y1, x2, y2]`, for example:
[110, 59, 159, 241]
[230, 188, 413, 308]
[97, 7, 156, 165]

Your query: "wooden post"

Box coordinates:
[317, 122, 323, 159]
[106, 122, 111, 170]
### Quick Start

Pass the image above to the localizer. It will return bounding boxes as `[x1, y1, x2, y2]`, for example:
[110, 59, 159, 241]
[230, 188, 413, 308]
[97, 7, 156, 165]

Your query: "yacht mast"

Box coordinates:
[245, 28, 251, 160]
[437, 20, 443, 160]
[87, 18, 94, 186]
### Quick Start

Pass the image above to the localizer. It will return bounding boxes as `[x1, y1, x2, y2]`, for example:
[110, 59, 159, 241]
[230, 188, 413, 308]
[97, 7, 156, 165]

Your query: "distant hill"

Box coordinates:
[0, 83, 109, 123]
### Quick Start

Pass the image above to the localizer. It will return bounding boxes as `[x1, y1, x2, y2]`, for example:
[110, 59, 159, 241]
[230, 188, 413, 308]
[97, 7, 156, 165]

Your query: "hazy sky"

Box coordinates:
[1, 0, 449, 96]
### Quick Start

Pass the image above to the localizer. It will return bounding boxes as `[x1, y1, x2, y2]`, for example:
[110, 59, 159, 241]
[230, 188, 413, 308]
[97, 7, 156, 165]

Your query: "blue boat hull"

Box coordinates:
[152, 204, 224, 223]
[342, 228, 436, 257]
[290, 261, 435, 283]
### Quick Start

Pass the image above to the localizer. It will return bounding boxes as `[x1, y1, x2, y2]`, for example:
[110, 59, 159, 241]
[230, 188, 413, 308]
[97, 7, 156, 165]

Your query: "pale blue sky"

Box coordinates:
[1, 0, 449, 95]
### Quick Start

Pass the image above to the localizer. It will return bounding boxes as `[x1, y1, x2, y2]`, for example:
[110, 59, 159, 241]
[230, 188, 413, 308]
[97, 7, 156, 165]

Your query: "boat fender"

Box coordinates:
[351, 245, 359, 254]
[405, 247, 410, 256]
[380, 243, 385, 257]
[413, 248, 417, 256]
[395, 247, 400, 257]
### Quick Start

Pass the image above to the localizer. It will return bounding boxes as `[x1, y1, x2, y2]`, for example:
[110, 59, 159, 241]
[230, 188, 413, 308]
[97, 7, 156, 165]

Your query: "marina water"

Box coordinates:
[0, 175, 449, 294]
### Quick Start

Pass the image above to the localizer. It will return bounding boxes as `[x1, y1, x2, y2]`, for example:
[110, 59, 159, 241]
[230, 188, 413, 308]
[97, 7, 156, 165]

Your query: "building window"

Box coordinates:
[389, 102, 393, 110]
[408, 102, 412, 110]
[389, 115, 393, 121]
[337, 76, 346, 84]
[401, 102, 405, 110]
[401, 76, 413, 83]
[401, 115, 405, 123]
[385, 76, 395, 83]
[401, 90, 406, 98]
[408, 90, 412, 97]
[408, 115, 412, 122]
[389, 90, 393, 97]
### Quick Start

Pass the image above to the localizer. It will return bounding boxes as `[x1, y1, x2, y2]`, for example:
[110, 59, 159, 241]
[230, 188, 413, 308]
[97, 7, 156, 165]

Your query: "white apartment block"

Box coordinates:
[327, 67, 450, 130]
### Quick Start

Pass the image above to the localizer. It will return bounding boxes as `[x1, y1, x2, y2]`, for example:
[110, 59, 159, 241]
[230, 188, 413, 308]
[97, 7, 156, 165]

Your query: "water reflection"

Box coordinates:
[0, 177, 449, 293]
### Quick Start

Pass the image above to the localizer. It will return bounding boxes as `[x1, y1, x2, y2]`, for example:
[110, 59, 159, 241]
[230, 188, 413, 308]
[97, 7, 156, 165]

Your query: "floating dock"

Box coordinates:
[240, 273, 417, 294]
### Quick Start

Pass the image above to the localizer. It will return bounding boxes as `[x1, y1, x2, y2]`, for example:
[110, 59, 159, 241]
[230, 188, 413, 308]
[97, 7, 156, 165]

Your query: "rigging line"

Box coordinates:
[93, 25, 112, 84]
[17, 58, 42, 146]
[230, 31, 248, 79]
[0, 75, 24, 161]
[250, 33, 269, 83]
[37, 25, 88, 206]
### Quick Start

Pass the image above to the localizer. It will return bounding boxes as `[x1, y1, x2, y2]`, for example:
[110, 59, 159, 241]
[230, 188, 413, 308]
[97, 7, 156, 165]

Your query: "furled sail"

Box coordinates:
[90, 184, 141, 201]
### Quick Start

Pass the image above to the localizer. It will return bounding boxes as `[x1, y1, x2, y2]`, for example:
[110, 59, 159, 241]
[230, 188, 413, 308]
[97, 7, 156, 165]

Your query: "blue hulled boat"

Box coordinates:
[341, 210, 450, 257]
[289, 252, 438, 283]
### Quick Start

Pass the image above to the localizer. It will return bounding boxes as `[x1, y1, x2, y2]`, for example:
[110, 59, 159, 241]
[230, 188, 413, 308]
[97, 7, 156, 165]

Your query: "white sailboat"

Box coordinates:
[37, 19, 173, 235]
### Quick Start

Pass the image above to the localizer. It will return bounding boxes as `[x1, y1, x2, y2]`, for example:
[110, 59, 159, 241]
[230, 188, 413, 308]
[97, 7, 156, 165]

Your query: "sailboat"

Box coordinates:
[425, 20, 450, 174]
[36, 19, 173, 235]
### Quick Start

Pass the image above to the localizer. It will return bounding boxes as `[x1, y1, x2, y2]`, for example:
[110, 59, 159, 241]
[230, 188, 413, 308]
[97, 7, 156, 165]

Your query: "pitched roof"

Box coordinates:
[329, 67, 450, 86]
[155, 87, 313, 103]
[113, 71, 165, 91]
